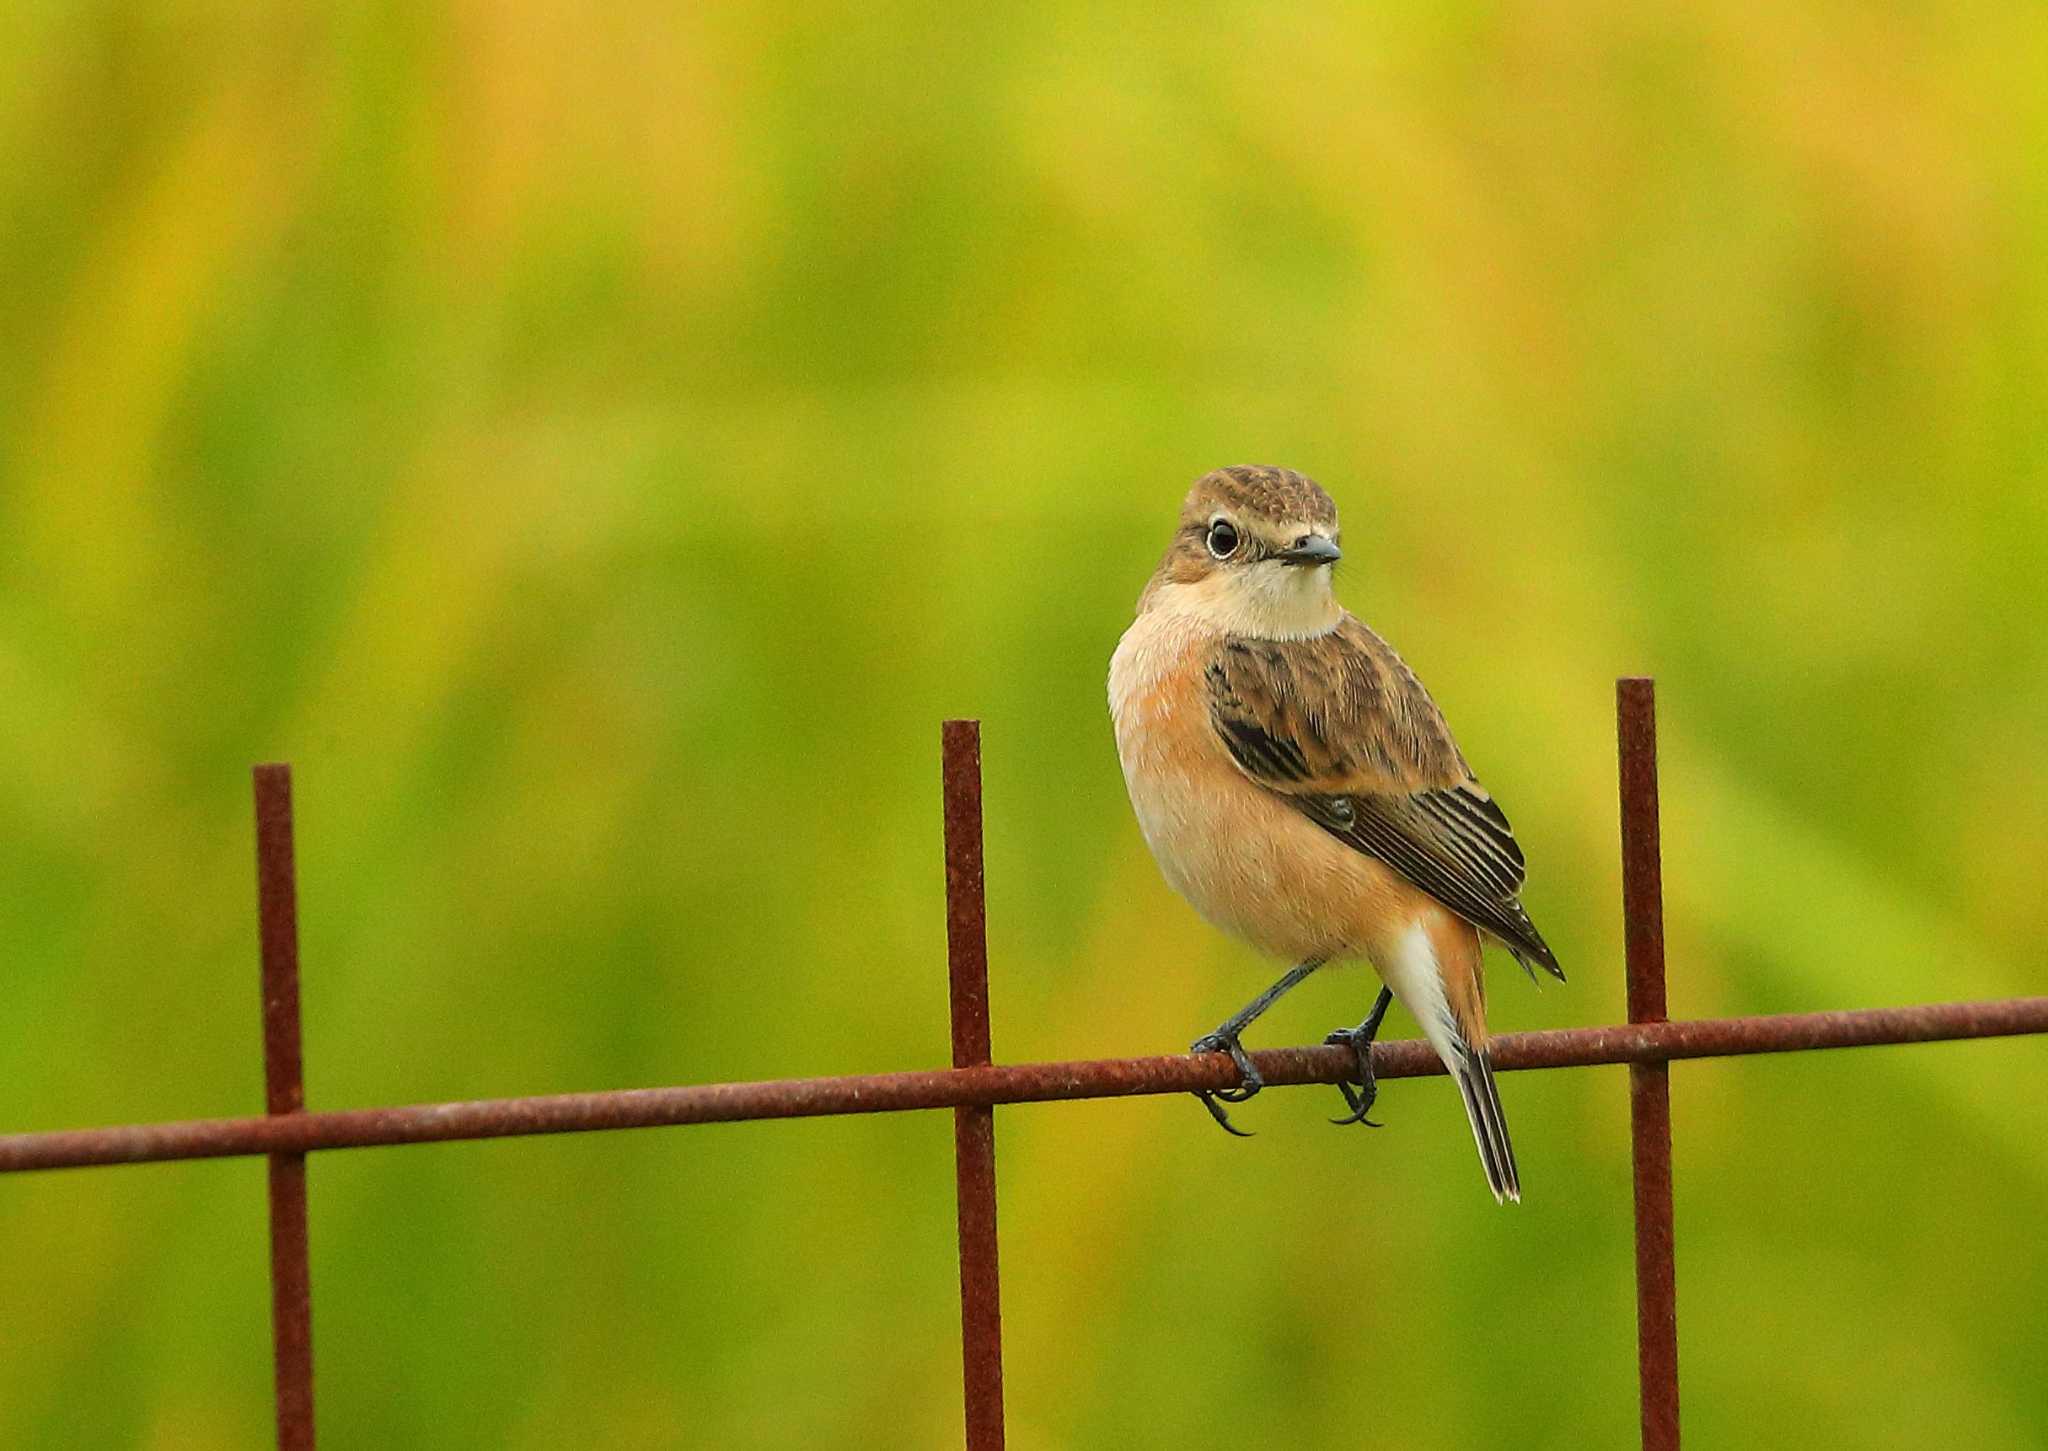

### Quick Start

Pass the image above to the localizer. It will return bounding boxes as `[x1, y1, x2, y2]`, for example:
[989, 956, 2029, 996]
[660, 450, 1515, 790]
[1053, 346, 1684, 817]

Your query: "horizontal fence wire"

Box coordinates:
[4, 997, 2044, 1175]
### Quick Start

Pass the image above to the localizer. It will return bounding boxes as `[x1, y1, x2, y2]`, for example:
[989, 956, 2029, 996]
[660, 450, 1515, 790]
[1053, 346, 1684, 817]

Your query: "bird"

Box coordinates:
[1107, 465, 1562, 1203]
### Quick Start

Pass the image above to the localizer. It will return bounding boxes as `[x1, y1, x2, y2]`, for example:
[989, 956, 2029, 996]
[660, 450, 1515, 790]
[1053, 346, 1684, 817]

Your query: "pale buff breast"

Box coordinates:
[1108, 609, 1426, 964]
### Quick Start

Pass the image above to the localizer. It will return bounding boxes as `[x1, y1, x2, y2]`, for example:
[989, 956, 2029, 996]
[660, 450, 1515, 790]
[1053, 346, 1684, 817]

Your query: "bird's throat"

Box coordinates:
[1150, 566, 1341, 641]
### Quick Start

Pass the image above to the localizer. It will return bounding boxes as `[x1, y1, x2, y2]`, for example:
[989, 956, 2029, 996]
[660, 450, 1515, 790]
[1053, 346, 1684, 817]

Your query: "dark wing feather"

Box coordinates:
[1206, 620, 1564, 981]
[1331, 792, 1560, 979]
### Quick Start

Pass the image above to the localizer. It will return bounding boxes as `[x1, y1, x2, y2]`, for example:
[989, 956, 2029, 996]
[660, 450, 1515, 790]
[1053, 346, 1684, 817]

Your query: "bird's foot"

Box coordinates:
[1324, 1023, 1382, 1127]
[1189, 1029, 1264, 1137]
[1326, 987, 1393, 1127]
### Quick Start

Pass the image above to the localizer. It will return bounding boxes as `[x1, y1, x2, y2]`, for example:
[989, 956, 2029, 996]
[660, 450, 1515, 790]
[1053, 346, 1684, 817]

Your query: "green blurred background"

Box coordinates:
[4, 4, 2045, 1447]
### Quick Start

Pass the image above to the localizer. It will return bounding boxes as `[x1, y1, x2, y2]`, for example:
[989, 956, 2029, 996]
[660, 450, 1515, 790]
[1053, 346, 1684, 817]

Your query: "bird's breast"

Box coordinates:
[1109, 610, 1407, 961]
[1108, 612, 1221, 877]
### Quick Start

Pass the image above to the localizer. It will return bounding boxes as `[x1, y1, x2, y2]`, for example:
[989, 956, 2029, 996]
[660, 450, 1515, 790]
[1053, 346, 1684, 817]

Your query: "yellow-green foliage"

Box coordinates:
[3, 5, 2045, 1447]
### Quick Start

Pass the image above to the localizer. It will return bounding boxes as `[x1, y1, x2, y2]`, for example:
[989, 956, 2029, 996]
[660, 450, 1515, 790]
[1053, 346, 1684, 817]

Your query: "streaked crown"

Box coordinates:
[1182, 465, 1339, 534]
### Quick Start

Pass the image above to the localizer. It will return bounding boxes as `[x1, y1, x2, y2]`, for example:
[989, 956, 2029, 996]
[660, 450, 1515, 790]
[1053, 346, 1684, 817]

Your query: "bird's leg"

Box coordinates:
[1327, 985, 1395, 1127]
[1189, 957, 1326, 1136]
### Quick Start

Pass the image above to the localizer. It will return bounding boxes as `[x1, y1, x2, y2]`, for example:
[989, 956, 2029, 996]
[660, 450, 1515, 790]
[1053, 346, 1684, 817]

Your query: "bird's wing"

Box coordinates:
[1204, 618, 1563, 980]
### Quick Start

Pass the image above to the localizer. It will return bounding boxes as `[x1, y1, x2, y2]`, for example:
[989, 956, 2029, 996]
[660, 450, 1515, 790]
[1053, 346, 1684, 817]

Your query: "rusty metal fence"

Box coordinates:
[3, 678, 2045, 1451]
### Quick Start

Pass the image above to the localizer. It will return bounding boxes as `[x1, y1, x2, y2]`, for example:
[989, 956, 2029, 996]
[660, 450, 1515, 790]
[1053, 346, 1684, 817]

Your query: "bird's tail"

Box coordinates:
[1449, 1044, 1520, 1204]
[1376, 923, 1523, 1204]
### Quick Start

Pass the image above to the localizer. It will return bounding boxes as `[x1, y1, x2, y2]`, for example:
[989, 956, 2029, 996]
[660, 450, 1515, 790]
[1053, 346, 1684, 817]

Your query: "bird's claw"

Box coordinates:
[1325, 1024, 1382, 1128]
[1190, 1030, 1264, 1136]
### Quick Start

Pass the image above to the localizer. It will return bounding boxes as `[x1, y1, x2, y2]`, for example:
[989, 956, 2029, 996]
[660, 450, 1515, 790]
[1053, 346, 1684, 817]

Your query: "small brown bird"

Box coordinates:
[1108, 465, 1562, 1202]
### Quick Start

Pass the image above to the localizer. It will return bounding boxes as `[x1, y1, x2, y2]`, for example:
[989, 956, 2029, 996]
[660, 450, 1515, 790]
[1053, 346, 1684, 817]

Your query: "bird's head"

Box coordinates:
[1140, 465, 1344, 639]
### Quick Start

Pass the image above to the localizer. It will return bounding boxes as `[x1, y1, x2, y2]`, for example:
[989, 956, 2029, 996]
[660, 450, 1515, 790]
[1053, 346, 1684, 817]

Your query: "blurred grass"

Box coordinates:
[3, 2, 2046, 1446]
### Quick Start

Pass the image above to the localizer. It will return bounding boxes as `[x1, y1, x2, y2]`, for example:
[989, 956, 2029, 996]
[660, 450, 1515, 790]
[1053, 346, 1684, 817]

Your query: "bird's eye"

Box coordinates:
[1206, 520, 1240, 559]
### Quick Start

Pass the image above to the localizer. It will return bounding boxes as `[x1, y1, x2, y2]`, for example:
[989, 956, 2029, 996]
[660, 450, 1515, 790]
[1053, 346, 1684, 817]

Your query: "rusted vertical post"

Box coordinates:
[1617, 680, 1679, 1451]
[254, 765, 315, 1451]
[941, 721, 1006, 1451]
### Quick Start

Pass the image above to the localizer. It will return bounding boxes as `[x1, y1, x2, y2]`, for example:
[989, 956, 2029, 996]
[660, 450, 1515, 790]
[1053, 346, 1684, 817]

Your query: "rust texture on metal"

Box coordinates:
[942, 721, 1006, 1451]
[943, 721, 994, 1068]
[4, 996, 2044, 1175]
[1618, 680, 1669, 1029]
[7, 683, 2048, 1450]
[254, 764, 316, 1451]
[1618, 680, 1680, 1451]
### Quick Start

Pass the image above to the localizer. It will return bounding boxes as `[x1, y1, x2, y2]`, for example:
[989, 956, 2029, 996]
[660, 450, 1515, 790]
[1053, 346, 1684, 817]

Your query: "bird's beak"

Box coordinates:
[1276, 535, 1342, 567]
